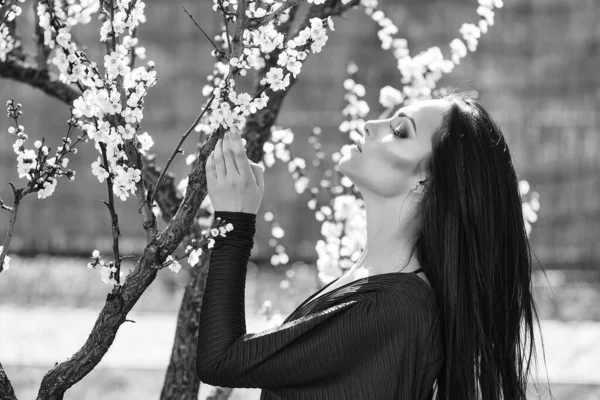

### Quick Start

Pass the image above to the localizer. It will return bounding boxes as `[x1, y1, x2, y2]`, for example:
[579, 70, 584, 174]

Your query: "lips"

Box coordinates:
[355, 139, 363, 153]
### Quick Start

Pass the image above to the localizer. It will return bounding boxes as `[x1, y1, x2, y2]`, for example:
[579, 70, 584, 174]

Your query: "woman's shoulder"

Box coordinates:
[285, 272, 439, 325]
[369, 273, 442, 328]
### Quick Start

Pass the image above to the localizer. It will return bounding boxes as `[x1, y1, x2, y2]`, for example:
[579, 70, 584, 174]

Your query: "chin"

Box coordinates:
[337, 162, 359, 185]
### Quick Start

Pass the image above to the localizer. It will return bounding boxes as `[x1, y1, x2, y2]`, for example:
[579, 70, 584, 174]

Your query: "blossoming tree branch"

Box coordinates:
[0, 0, 540, 399]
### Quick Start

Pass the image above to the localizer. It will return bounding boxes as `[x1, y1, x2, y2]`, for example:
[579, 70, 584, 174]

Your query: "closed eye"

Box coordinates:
[390, 123, 407, 138]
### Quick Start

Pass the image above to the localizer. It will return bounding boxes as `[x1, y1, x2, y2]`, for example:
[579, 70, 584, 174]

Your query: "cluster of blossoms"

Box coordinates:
[6, 100, 78, 199]
[315, 195, 367, 283]
[212, 0, 238, 13]
[98, 0, 146, 42]
[206, 16, 334, 133]
[208, 79, 269, 131]
[183, 51, 251, 199]
[357, 0, 504, 108]
[338, 65, 370, 156]
[0, 0, 25, 61]
[182, 5, 334, 263]
[87, 250, 122, 285]
[37, 0, 155, 202]
[86, 227, 235, 282]
[258, 66, 371, 282]
[244, 66, 370, 275]
[1, 0, 25, 20]
[160, 216, 234, 272]
[0, 24, 16, 62]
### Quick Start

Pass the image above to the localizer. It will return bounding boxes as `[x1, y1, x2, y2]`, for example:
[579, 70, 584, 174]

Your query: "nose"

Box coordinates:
[362, 121, 373, 137]
[363, 117, 391, 138]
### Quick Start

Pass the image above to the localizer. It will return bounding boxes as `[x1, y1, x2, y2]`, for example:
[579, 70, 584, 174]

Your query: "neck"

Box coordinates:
[351, 195, 422, 276]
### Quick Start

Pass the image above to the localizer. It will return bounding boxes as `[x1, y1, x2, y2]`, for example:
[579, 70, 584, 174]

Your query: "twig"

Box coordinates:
[251, 84, 269, 102]
[222, 6, 232, 55]
[0, 187, 21, 274]
[99, 142, 122, 284]
[109, 0, 117, 52]
[129, 27, 137, 69]
[149, 92, 216, 207]
[182, 5, 221, 53]
[0, 0, 18, 26]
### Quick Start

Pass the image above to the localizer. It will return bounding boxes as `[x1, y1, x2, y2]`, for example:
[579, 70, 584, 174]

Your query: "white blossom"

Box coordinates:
[100, 265, 118, 285]
[187, 248, 203, 267]
[136, 132, 154, 154]
[91, 157, 109, 183]
[166, 255, 182, 273]
[16, 149, 37, 179]
[38, 177, 57, 199]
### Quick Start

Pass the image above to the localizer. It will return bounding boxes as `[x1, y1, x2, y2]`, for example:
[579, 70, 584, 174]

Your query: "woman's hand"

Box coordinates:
[206, 130, 265, 215]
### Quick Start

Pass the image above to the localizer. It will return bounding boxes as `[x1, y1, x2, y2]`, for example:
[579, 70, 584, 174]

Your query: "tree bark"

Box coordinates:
[36, 246, 160, 399]
[0, 361, 18, 400]
[0, 59, 80, 104]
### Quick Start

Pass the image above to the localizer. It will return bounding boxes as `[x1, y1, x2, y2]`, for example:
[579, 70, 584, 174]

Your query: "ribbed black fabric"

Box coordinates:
[196, 211, 444, 400]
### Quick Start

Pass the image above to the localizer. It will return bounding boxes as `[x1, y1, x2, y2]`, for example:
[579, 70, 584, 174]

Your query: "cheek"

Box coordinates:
[385, 142, 422, 168]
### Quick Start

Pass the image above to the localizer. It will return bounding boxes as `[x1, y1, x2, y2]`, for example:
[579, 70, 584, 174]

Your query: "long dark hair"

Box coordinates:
[412, 93, 552, 400]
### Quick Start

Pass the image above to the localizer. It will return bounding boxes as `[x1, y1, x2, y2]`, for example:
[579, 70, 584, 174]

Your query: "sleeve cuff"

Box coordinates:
[212, 211, 257, 245]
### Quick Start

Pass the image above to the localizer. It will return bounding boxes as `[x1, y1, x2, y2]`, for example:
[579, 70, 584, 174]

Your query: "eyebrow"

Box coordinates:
[395, 111, 418, 136]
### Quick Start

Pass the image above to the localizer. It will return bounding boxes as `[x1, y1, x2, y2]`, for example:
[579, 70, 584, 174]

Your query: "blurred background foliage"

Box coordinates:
[0, 0, 599, 398]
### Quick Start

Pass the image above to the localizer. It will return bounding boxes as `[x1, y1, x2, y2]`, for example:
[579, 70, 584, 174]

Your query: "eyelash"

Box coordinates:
[390, 123, 407, 138]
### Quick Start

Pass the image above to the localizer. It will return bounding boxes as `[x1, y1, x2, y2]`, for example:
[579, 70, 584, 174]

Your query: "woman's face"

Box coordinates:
[338, 98, 449, 198]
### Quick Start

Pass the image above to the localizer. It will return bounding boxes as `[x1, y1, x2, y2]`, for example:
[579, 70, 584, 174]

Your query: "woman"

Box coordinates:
[196, 93, 546, 400]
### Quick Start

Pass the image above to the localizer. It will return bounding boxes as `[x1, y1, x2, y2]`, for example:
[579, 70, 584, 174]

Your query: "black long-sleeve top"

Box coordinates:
[196, 211, 443, 400]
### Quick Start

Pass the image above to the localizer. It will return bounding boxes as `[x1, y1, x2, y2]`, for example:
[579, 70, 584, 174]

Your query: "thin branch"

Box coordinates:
[129, 27, 137, 69]
[0, 198, 11, 212]
[149, 92, 216, 207]
[0, 188, 22, 274]
[109, 0, 117, 52]
[98, 143, 122, 284]
[182, 5, 221, 53]
[0, 0, 19, 27]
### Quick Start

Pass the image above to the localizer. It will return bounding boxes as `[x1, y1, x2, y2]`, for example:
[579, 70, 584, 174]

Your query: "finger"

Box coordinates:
[222, 132, 239, 179]
[228, 129, 254, 184]
[213, 138, 226, 178]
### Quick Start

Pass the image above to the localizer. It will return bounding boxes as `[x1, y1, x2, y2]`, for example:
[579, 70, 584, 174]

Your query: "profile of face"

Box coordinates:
[338, 98, 450, 199]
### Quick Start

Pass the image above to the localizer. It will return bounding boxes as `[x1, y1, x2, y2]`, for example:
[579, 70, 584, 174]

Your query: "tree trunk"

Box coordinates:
[160, 249, 210, 400]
